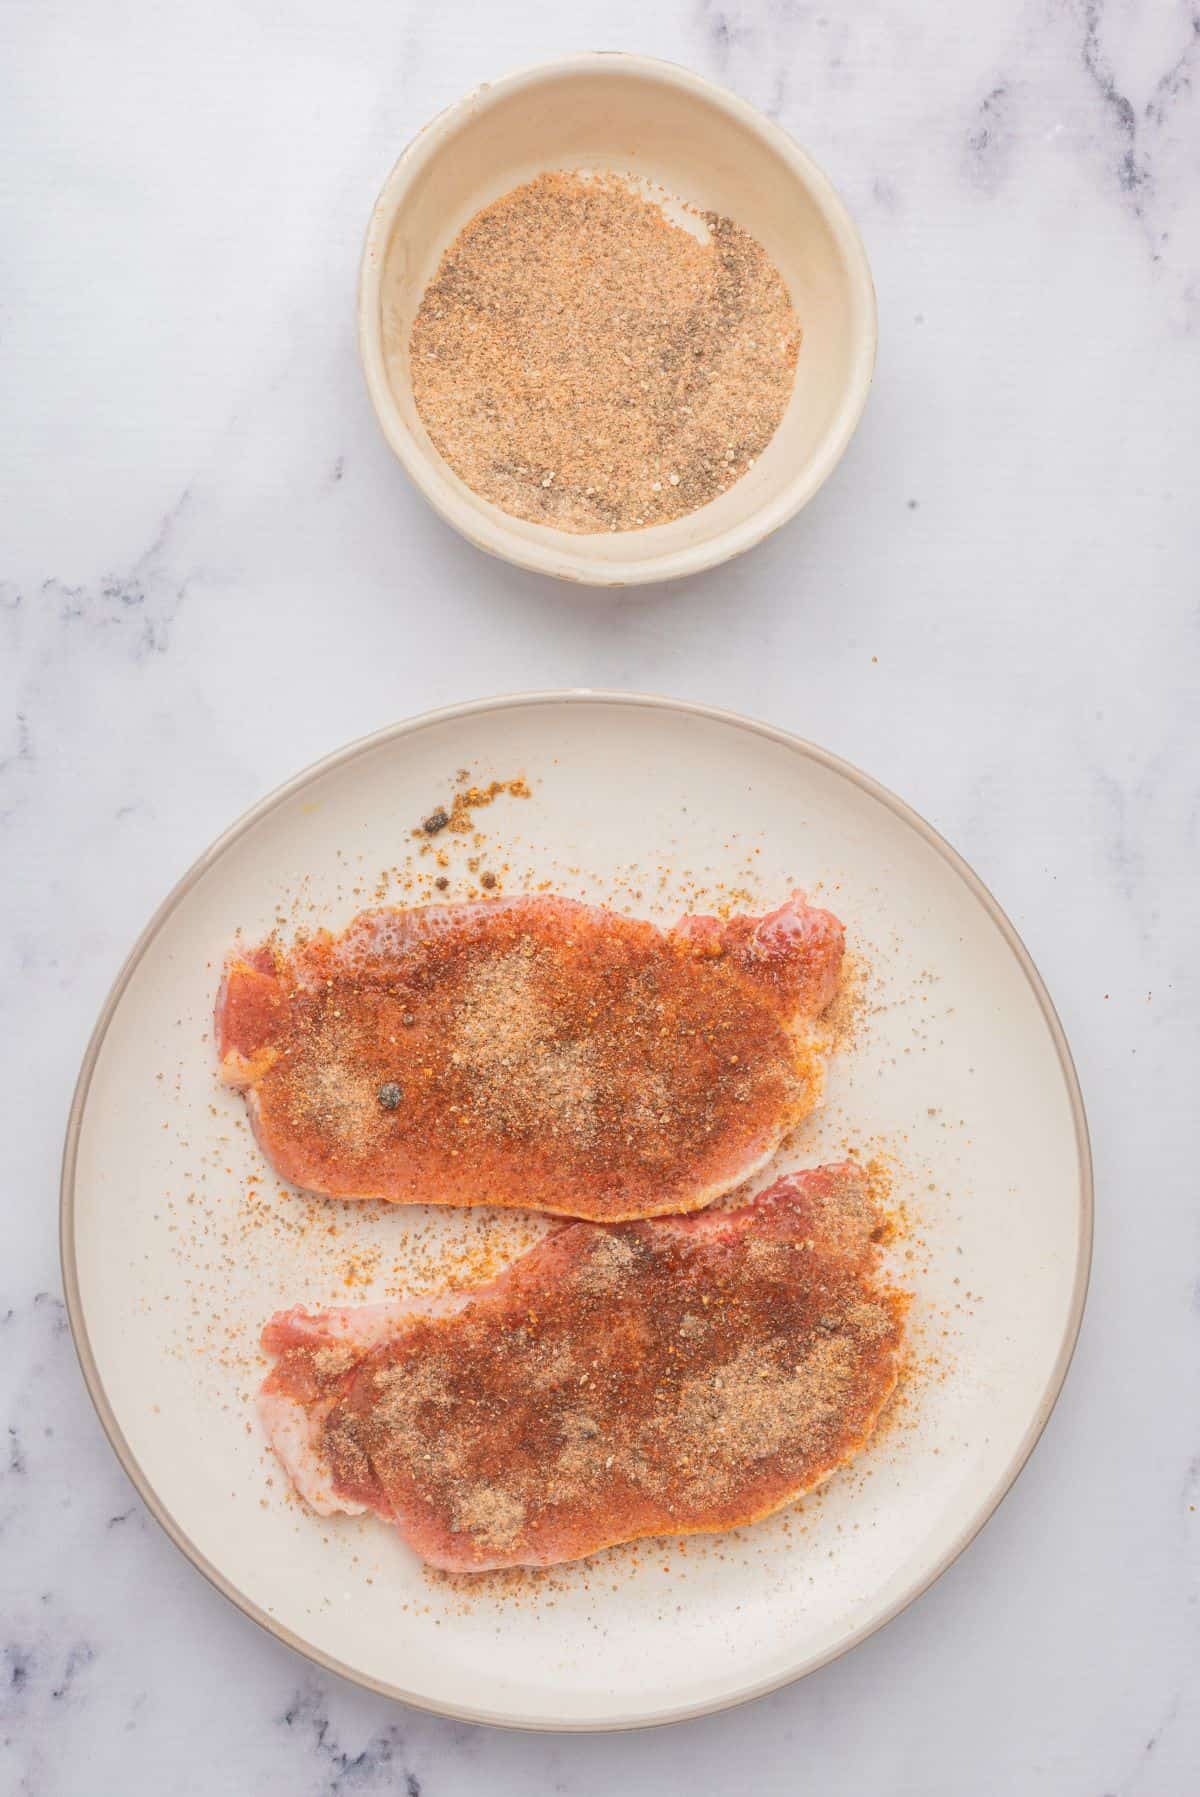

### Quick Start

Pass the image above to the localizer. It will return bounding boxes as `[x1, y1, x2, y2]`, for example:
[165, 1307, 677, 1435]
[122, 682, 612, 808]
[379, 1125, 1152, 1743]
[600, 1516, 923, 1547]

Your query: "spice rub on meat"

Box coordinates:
[216, 891, 844, 1222]
[258, 1163, 907, 1572]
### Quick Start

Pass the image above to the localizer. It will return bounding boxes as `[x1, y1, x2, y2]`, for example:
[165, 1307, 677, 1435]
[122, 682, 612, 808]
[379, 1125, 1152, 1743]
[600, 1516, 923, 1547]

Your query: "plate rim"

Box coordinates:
[59, 688, 1093, 1732]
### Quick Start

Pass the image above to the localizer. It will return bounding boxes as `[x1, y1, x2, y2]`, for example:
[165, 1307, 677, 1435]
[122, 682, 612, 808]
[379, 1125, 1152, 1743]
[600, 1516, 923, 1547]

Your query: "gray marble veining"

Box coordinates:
[2, 0, 1198, 1791]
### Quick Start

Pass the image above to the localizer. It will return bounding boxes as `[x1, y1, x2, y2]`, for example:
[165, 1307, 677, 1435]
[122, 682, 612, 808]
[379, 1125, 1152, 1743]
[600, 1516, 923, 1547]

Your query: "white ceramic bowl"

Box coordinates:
[358, 56, 878, 586]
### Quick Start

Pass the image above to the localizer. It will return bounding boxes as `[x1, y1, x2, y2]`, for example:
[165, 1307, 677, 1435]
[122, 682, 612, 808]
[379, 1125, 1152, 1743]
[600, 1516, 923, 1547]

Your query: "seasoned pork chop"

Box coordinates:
[259, 1163, 905, 1572]
[217, 892, 843, 1222]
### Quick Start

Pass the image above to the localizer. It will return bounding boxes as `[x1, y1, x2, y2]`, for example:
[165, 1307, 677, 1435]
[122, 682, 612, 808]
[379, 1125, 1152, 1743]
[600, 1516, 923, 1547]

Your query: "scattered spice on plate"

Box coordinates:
[404, 171, 801, 533]
[414, 778, 530, 843]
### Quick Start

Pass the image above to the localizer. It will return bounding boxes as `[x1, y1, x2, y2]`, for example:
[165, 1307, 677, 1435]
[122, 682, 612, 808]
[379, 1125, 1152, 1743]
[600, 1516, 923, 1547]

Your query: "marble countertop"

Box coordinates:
[3, 0, 1198, 1790]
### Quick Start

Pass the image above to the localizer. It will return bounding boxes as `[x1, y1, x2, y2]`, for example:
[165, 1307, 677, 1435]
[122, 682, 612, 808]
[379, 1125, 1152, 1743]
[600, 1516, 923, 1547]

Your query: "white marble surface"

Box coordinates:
[3, 0, 1198, 1789]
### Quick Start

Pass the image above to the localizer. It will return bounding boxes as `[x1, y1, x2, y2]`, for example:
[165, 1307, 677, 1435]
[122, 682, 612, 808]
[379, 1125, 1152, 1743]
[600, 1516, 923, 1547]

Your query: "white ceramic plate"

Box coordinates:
[62, 694, 1091, 1730]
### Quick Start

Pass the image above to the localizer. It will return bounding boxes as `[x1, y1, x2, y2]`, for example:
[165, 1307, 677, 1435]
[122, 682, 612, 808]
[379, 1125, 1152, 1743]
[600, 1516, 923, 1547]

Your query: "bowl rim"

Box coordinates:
[356, 53, 879, 586]
[61, 688, 1093, 1732]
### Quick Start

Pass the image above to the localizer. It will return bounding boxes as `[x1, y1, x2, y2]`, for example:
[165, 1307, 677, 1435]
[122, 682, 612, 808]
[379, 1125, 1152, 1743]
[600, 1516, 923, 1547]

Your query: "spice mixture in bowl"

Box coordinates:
[408, 172, 802, 534]
[359, 55, 877, 585]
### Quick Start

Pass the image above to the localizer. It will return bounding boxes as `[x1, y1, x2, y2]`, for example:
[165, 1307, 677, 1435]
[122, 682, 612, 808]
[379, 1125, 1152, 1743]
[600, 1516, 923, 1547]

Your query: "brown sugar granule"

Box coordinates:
[451, 1486, 527, 1552]
[403, 172, 801, 533]
[311, 1344, 356, 1381]
[450, 940, 601, 1146]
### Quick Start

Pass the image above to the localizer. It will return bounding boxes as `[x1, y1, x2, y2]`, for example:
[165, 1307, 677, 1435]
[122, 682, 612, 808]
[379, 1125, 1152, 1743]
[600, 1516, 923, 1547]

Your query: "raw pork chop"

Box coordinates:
[217, 891, 843, 1221]
[258, 1163, 905, 1572]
